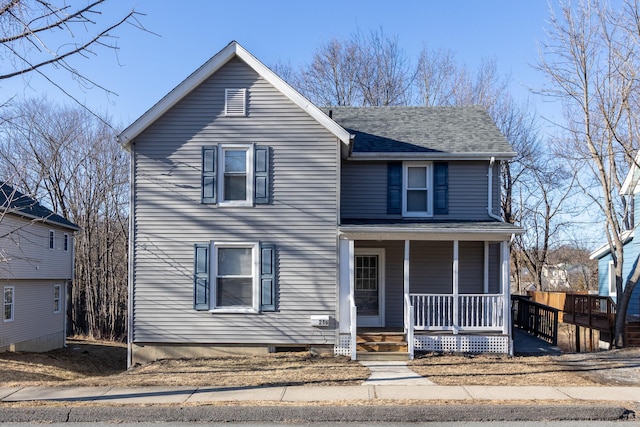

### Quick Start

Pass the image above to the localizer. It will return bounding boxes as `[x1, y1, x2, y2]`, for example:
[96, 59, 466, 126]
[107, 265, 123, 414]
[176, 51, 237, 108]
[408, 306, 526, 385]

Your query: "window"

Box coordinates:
[201, 145, 270, 206]
[214, 243, 258, 310]
[4, 286, 13, 321]
[221, 145, 253, 204]
[609, 260, 617, 296]
[403, 162, 432, 217]
[54, 285, 61, 313]
[64, 234, 69, 252]
[225, 88, 247, 116]
[49, 230, 55, 250]
[194, 242, 276, 312]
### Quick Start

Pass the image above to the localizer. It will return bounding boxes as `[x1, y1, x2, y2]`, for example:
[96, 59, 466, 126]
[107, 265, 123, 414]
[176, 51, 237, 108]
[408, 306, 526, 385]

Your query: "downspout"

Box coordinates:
[487, 157, 503, 221]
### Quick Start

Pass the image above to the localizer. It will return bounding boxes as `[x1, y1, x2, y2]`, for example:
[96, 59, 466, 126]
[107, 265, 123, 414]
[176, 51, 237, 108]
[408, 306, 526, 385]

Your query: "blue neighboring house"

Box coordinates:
[590, 154, 640, 321]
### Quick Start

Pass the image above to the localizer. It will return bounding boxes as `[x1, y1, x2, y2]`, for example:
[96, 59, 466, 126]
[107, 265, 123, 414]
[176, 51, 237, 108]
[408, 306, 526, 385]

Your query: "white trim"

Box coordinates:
[338, 239, 354, 334]
[608, 260, 617, 296]
[218, 144, 254, 207]
[118, 41, 351, 148]
[210, 242, 260, 313]
[3, 286, 14, 322]
[354, 248, 386, 327]
[590, 230, 634, 259]
[402, 161, 433, 218]
[452, 241, 459, 334]
[621, 151, 640, 195]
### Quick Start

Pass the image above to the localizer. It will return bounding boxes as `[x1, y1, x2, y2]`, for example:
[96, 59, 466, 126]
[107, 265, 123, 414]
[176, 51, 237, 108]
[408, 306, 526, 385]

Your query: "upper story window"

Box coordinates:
[201, 145, 270, 206]
[403, 162, 432, 217]
[49, 230, 55, 250]
[221, 145, 253, 205]
[4, 286, 14, 322]
[225, 88, 247, 116]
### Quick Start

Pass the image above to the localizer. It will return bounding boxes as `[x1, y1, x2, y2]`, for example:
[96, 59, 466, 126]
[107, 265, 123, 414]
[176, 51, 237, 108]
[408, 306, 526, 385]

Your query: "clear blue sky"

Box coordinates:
[5, 0, 556, 129]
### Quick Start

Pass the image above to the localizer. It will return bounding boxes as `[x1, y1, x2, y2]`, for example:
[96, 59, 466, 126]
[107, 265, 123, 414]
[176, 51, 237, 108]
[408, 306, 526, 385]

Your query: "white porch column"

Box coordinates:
[404, 240, 410, 296]
[453, 240, 459, 334]
[338, 239, 354, 334]
[483, 241, 489, 294]
[501, 240, 511, 336]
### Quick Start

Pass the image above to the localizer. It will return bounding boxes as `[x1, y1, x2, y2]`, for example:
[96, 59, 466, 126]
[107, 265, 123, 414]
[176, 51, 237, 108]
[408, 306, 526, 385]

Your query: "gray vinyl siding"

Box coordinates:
[488, 243, 501, 293]
[0, 216, 74, 281]
[340, 161, 495, 220]
[459, 241, 484, 293]
[409, 241, 454, 294]
[0, 280, 65, 349]
[132, 57, 339, 345]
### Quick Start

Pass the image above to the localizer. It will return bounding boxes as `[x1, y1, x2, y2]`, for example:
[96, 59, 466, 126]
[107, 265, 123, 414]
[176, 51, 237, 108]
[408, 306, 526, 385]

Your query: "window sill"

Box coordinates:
[210, 308, 259, 314]
[218, 201, 253, 207]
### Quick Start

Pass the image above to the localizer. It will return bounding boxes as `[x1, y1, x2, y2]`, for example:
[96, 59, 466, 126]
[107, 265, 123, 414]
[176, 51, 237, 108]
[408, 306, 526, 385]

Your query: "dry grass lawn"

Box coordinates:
[1, 337, 637, 388]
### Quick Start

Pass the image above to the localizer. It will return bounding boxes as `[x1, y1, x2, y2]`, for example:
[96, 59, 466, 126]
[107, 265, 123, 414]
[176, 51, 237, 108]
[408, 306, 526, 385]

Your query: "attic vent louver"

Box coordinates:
[225, 88, 247, 116]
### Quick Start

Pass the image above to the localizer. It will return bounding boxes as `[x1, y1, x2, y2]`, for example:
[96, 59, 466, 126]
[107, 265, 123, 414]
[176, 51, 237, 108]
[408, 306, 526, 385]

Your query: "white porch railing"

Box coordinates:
[410, 294, 504, 332]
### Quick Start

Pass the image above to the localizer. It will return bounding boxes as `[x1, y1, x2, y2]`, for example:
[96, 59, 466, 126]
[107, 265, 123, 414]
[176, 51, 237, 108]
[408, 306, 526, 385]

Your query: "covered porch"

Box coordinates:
[335, 222, 522, 360]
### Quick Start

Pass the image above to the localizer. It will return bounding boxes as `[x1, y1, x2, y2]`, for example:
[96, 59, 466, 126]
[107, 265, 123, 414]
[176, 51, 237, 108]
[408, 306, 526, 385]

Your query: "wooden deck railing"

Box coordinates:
[410, 294, 505, 332]
[511, 295, 560, 346]
[562, 294, 615, 334]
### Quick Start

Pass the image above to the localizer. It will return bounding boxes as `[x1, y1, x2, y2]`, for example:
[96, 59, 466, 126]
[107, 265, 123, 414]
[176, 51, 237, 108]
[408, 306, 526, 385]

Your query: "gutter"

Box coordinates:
[487, 157, 503, 222]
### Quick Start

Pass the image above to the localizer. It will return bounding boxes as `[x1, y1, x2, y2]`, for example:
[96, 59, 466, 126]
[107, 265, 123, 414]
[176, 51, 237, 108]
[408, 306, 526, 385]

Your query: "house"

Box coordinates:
[0, 184, 79, 352]
[118, 41, 523, 365]
[591, 151, 640, 320]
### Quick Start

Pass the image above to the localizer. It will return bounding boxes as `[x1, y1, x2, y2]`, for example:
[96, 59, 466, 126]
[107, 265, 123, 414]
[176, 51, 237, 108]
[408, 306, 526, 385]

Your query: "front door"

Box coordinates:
[354, 248, 385, 327]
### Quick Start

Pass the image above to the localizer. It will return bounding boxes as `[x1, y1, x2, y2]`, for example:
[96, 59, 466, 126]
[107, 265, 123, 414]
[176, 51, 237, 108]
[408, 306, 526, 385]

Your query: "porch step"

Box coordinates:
[357, 342, 408, 352]
[356, 351, 411, 361]
[356, 332, 407, 353]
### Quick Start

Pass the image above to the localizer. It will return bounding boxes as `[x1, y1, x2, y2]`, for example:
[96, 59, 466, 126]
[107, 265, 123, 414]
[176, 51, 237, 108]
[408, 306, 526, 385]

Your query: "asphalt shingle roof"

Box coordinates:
[0, 183, 79, 231]
[326, 106, 515, 156]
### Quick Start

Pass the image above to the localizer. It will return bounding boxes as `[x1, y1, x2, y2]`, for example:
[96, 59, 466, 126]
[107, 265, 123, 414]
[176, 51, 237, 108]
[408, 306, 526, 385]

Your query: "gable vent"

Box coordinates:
[225, 88, 247, 116]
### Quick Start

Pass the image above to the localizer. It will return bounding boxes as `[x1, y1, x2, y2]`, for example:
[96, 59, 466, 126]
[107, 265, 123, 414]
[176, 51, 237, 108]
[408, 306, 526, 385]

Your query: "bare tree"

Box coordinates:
[537, 0, 640, 346]
[1, 0, 145, 120]
[0, 97, 128, 340]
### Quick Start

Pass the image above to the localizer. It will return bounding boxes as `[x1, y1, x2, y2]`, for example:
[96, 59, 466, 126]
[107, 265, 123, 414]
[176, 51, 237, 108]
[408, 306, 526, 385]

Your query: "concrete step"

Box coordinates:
[356, 351, 410, 361]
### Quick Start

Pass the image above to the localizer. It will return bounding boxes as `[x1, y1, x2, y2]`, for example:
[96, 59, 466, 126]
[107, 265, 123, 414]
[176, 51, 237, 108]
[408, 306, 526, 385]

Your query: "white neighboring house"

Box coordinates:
[0, 183, 79, 352]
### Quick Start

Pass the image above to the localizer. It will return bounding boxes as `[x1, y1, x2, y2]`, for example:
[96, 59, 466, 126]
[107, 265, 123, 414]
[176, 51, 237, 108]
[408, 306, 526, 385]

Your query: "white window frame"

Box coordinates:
[608, 260, 617, 296]
[210, 242, 259, 313]
[49, 230, 55, 250]
[4, 286, 14, 322]
[218, 144, 254, 207]
[54, 284, 62, 313]
[64, 233, 69, 252]
[225, 88, 247, 116]
[402, 161, 433, 217]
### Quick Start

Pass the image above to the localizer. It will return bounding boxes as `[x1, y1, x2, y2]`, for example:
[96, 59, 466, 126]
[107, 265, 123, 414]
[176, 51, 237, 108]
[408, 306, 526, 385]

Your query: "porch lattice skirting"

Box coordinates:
[334, 333, 510, 356]
[335, 334, 352, 356]
[413, 334, 509, 353]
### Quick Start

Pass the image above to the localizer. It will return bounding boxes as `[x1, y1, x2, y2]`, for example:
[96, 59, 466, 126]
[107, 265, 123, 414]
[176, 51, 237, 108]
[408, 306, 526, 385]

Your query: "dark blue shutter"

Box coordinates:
[254, 146, 270, 204]
[387, 162, 402, 214]
[201, 146, 217, 204]
[434, 162, 448, 215]
[194, 243, 209, 310]
[260, 244, 276, 311]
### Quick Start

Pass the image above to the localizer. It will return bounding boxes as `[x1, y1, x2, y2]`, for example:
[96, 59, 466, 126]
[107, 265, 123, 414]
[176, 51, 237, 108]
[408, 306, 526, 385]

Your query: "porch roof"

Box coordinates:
[339, 219, 523, 241]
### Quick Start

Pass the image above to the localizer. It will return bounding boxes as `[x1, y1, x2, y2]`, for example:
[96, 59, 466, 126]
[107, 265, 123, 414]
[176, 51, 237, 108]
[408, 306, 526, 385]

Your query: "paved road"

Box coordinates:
[0, 404, 635, 424]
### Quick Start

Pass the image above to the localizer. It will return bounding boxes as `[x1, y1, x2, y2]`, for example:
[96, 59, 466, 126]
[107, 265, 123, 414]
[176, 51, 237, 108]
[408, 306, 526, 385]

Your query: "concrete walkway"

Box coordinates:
[360, 360, 435, 385]
[2, 384, 640, 404]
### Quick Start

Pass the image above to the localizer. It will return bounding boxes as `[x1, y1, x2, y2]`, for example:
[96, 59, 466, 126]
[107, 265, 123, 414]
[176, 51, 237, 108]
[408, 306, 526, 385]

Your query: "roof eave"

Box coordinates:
[348, 152, 516, 161]
[117, 41, 351, 148]
[7, 210, 81, 232]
